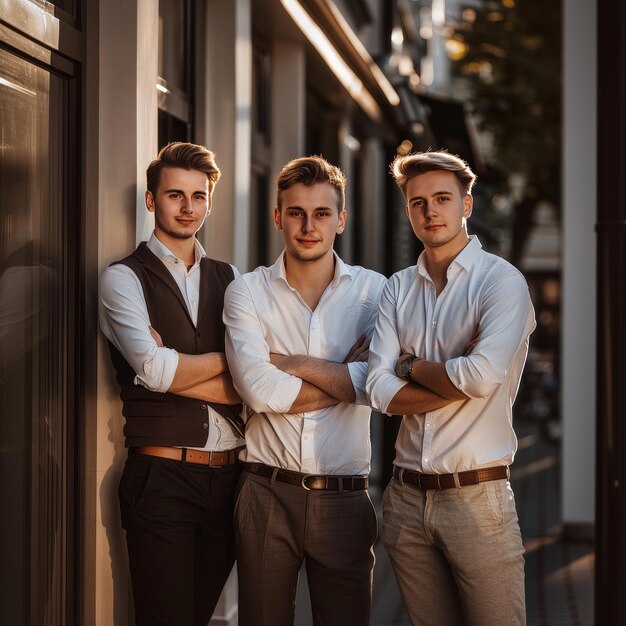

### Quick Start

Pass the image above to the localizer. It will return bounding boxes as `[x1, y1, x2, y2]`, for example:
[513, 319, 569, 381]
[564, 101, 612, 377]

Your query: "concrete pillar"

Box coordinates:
[199, 0, 252, 271]
[269, 41, 306, 262]
[89, 1, 158, 624]
[362, 139, 385, 274]
[561, 0, 596, 535]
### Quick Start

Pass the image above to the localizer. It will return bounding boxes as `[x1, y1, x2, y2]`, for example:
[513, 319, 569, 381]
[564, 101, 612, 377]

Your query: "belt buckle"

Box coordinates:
[207, 451, 214, 465]
[301, 474, 314, 491]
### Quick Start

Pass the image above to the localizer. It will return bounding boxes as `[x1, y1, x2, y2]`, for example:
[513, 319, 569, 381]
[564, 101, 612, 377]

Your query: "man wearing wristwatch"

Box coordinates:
[366, 150, 535, 626]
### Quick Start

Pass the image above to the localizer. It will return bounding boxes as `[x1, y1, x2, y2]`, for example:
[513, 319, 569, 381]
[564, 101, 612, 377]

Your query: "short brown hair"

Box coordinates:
[391, 150, 476, 197]
[146, 142, 221, 195]
[276, 155, 347, 211]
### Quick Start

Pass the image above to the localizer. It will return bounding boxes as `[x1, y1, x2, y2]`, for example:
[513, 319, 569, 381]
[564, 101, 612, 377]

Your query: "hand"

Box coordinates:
[343, 334, 370, 363]
[149, 325, 164, 347]
[463, 325, 480, 356]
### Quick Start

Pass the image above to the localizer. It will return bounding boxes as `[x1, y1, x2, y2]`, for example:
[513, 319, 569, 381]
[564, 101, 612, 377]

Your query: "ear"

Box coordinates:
[145, 190, 155, 213]
[463, 194, 473, 219]
[273, 206, 282, 230]
[336, 209, 347, 234]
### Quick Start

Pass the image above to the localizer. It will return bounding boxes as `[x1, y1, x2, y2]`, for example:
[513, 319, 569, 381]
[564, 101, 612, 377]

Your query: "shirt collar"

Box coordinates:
[415, 235, 482, 278]
[270, 250, 352, 287]
[147, 232, 206, 268]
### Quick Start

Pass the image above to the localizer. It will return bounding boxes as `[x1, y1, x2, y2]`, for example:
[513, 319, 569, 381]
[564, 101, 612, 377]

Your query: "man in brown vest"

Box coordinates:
[99, 142, 245, 626]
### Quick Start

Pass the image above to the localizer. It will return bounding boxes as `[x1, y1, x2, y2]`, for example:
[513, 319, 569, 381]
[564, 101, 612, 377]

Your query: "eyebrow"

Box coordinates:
[284, 205, 335, 211]
[163, 188, 207, 196]
[408, 190, 454, 202]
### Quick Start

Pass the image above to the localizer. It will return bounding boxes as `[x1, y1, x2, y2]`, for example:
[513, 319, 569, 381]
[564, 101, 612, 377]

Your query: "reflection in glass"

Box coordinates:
[159, 0, 186, 91]
[0, 47, 67, 625]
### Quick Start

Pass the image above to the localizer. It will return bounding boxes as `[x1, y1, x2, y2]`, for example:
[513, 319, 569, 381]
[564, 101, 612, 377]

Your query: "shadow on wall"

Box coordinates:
[99, 354, 134, 625]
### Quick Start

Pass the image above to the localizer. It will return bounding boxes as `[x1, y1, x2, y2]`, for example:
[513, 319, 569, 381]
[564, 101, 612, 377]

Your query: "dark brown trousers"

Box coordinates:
[235, 471, 378, 626]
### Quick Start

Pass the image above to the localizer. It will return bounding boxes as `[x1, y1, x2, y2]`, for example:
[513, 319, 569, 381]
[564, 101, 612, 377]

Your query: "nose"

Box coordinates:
[302, 214, 315, 233]
[424, 201, 438, 218]
[180, 196, 192, 214]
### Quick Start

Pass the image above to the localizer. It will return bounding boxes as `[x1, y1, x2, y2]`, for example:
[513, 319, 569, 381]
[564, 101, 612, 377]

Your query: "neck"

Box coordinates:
[423, 236, 470, 293]
[283, 250, 336, 305]
[154, 230, 196, 266]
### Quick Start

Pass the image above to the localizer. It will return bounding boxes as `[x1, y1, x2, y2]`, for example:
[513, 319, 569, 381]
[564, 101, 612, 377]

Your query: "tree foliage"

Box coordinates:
[451, 0, 562, 211]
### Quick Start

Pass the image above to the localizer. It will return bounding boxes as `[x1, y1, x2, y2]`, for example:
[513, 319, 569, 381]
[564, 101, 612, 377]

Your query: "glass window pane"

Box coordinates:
[0, 46, 70, 625]
[159, 0, 187, 91]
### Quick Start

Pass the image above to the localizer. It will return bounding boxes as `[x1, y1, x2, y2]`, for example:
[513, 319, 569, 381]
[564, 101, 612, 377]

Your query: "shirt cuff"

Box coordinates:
[347, 362, 368, 405]
[265, 375, 303, 413]
[444, 357, 464, 394]
[372, 376, 408, 415]
[134, 348, 179, 392]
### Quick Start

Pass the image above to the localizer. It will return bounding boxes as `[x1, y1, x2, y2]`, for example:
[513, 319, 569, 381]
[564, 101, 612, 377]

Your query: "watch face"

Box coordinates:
[399, 358, 411, 379]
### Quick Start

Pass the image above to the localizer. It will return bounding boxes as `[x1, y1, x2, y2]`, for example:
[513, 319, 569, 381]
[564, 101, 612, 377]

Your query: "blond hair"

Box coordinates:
[391, 150, 476, 197]
[276, 155, 347, 211]
[146, 142, 221, 195]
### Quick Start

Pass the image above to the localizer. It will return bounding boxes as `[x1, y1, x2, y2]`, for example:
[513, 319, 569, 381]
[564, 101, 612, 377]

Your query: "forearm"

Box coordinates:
[408, 359, 469, 401]
[174, 373, 240, 405]
[289, 380, 339, 413]
[169, 352, 228, 392]
[387, 382, 457, 415]
[271, 354, 355, 403]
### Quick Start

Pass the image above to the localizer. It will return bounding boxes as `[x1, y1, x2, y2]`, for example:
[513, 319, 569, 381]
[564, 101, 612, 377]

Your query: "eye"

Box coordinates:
[193, 194, 206, 201]
[169, 193, 182, 199]
[317, 210, 332, 217]
[438, 196, 451, 203]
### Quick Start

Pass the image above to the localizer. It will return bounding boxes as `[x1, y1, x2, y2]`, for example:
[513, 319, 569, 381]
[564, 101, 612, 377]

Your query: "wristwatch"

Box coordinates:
[397, 356, 417, 381]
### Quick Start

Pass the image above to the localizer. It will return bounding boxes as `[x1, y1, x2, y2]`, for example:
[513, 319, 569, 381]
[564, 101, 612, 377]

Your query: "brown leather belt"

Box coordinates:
[133, 445, 244, 467]
[243, 462, 368, 491]
[393, 464, 509, 490]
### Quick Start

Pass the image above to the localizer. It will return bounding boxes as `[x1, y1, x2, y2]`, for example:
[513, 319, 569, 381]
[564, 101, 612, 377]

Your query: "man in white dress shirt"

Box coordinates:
[99, 142, 244, 626]
[366, 151, 535, 626]
[223, 156, 386, 626]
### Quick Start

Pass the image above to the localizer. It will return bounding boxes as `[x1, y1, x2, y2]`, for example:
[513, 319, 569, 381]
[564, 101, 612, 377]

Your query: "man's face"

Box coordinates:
[146, 166, 211, 242]
[274, 182, 346, 264]
[405, 170, 472, 253]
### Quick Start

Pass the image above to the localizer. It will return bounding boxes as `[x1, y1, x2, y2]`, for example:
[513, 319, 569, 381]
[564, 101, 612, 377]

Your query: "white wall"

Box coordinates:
[561, 0, 597, 529]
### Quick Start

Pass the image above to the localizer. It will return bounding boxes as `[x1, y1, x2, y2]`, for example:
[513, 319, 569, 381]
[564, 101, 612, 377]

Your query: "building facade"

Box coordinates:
[0, 0, 606, 624]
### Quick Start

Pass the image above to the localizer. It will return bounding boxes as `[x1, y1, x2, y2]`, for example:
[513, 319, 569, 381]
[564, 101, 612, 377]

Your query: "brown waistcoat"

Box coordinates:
[107, 242, 244, 447]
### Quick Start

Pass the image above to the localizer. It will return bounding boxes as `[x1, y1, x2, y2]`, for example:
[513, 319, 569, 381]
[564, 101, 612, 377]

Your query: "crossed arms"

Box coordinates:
[223, 277, 369, 415]
[367, 269, 536, 416]
[149, 327, 240, 404]
[99, 264, 239, 405]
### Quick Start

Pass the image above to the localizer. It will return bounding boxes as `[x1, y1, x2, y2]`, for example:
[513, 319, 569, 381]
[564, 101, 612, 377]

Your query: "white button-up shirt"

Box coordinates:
[366, 236, 536, 473]
[224, 252, 386, 475]
[99, 233, 244, 451]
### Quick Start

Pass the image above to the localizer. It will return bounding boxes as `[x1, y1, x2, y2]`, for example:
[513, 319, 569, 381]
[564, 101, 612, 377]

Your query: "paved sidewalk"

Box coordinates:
[295, 416, 594, 625]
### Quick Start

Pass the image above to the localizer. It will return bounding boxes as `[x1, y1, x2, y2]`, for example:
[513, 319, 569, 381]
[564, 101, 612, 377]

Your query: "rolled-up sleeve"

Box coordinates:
[366, 277, 407, 414]
[223, 277, 302, 414]
[445, 270, 536, 398]
[347, 361, 369, 406]
[99, 265, 179, 392]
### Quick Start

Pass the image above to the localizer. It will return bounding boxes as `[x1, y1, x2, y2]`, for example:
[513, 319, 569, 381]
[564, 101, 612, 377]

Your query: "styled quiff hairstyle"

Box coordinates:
[276, 155, 347, 212]
[391, 150, 476, 197]
[146, 142, 221, 196]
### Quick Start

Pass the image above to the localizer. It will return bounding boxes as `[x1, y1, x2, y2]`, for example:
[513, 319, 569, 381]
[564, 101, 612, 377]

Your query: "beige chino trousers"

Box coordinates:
[382, 477, 526, 626]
